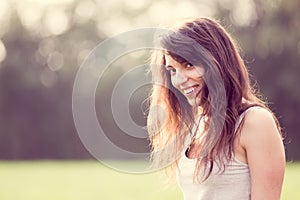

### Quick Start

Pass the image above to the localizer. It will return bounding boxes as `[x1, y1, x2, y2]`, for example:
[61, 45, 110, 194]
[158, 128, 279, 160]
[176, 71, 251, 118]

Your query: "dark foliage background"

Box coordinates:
[0, 0, 299, 160]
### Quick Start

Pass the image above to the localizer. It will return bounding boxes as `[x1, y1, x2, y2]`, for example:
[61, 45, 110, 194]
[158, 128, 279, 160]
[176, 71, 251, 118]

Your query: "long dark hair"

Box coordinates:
[147, 17, 283, 183]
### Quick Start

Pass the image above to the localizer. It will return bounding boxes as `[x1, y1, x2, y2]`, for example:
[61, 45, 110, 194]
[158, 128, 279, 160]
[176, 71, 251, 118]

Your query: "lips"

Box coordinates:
[183, 87, 196, 94]
[182, 85, 200, 97]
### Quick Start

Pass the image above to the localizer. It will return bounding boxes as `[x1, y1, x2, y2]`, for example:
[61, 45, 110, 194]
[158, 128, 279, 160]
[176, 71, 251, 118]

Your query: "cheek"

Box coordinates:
[191, 67, 205, 78]
[191, 69, 206, 85]
[170, 76, 179, 89]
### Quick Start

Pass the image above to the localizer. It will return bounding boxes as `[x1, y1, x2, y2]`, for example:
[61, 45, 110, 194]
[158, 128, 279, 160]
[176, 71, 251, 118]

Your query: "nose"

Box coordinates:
[173, 70, 188, 86]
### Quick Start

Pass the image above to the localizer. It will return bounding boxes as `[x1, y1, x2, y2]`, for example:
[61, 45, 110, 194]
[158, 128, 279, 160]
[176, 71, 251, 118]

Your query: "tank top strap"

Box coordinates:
[234, 105, 262, 132]
[182, 105, 262, 156]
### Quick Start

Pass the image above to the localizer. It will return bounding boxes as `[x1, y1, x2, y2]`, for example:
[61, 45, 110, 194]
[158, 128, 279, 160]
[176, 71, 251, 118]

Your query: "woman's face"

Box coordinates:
[164, 54, 205, 107]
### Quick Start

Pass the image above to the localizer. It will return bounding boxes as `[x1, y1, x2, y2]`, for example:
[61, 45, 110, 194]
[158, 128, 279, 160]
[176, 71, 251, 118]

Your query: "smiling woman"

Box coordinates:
[164, 54, 205, 107]
[147, 17, 285, 200]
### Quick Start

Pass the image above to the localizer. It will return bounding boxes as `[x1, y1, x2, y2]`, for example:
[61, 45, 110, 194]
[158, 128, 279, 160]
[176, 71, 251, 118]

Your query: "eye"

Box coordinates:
[165, 66, 176, 74]
[186, 63, 194, 68]
[170, 68, 176, 73]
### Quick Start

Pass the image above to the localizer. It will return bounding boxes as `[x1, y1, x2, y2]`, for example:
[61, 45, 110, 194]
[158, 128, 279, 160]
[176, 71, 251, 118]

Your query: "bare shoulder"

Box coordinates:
[240, 106, 282, 145]
[244, 106, 276, 127]
[240, 106, 286, 199]
[239, 106, 285, 168]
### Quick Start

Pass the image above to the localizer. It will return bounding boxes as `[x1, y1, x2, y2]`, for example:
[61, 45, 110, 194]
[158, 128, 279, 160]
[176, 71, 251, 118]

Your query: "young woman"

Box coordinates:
[147, 17, 285, 200]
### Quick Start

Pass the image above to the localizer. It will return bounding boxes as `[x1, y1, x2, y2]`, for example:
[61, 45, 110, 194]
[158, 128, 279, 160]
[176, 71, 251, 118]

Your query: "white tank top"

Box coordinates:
[176, 110, 251, 200]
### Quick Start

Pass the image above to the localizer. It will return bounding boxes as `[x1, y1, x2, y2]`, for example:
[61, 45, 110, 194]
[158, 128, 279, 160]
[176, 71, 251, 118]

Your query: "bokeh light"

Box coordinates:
[0, 40, 7, 64]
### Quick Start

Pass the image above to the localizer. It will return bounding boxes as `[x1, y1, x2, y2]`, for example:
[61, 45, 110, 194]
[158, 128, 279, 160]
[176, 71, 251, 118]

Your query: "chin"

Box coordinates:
[187, 97, 200, 107]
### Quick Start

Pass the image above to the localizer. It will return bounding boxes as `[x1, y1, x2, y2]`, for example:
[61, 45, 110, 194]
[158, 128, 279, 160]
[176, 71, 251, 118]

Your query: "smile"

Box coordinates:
[183, 85, 200, 96]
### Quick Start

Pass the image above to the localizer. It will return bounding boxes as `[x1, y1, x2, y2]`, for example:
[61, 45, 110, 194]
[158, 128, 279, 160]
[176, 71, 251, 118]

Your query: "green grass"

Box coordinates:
[282, 161, 300, 200]
[0, 160, 298, 200]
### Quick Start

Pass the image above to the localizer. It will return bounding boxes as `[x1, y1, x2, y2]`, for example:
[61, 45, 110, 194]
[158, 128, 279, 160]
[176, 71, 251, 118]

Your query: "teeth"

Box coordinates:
[184, 87, 195, 94]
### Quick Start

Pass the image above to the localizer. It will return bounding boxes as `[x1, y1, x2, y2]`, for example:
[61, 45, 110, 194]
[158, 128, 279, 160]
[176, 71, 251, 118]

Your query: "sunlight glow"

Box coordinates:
[74, 0, 96, 24]
[147, 1, 173, 25]
[230, 0, 257, 27]
[0, 0, 9, 21]
[146, 1, 215, 26]
[174, 2, 208, 19]
[0, 0, 11, 37]
[124, 0, 150, 11]
[25, 0, 74, 5]
[0, 40, 7, 64]
[43, 8, 70, 36]
[217, 0, 233, 10]
[98, 17, 132, 36]
[17, 2, 44, 33]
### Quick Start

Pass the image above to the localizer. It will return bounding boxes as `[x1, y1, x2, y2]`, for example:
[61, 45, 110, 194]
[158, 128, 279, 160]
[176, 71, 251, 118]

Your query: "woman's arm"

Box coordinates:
[240, 107, 285, 200]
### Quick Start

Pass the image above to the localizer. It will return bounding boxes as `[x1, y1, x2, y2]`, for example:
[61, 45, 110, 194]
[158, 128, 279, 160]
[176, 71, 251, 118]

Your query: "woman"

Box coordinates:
[147, 17, 285, 200]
